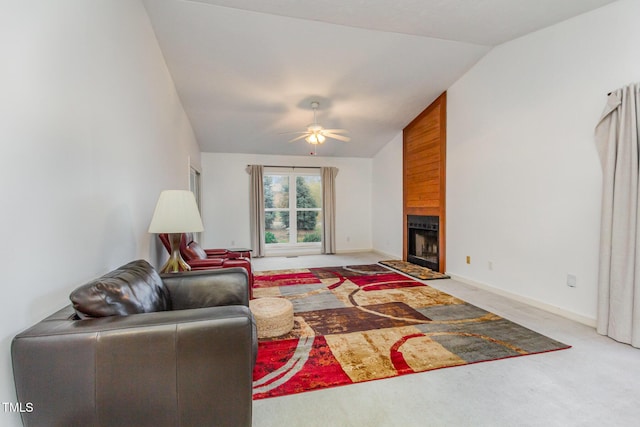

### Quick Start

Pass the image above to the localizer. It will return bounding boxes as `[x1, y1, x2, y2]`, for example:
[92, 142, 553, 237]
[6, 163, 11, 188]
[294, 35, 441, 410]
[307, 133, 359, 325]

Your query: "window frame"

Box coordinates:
[263, 167, 322, 256]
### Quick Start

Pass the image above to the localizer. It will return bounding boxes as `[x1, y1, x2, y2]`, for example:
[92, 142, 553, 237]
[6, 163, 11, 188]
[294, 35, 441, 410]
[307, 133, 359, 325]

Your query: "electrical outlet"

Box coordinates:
[488, 261, 493, 270]
[231, 240, 235, 246]
[567, 274, 577, 288]
[466, 256, 471, 264]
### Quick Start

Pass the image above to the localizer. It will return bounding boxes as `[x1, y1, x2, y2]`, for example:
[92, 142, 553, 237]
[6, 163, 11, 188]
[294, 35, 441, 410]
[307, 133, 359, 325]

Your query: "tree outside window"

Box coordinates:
[264, 172, 322, 245]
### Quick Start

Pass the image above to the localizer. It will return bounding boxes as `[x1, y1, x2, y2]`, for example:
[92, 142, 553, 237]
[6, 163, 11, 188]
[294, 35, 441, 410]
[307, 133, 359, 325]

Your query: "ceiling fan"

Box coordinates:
[287, 101, 350, 148]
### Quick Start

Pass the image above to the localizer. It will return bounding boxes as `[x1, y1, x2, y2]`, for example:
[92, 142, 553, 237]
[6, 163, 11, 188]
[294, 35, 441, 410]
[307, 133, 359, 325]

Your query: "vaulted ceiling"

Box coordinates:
[142, 0, 616, 158]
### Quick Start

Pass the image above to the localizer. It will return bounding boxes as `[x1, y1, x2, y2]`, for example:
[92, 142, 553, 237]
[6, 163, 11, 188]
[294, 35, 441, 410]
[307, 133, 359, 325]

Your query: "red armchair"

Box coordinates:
[159, 233, 254, 297]
[160, 233, 251, 261]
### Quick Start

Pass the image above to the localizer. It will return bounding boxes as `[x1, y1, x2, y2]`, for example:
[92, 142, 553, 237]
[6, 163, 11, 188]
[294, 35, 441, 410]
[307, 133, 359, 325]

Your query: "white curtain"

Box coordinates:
[595, 82, 640, 347]
[321, 166, 339, 254]
[247, 165, 265, 257]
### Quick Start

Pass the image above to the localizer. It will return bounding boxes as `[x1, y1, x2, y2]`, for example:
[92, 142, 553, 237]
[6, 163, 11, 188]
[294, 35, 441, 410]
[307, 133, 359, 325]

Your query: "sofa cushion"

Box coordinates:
[70, 260, 170, 318]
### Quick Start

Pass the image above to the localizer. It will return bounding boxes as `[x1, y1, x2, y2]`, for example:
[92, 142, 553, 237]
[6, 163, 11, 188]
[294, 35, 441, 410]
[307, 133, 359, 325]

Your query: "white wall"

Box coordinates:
[200, 153, 372, 253]
[372, 132, 404, 258]
[0, 1, 199, 424]
[447, 0, 640, 324]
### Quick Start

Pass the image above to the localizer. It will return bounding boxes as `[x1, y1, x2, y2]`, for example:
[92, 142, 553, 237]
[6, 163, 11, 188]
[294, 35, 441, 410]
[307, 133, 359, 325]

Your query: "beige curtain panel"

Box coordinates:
[321, 166, 339, 254]
[595, 82, 640, 347]
[247, 164, 265, 257]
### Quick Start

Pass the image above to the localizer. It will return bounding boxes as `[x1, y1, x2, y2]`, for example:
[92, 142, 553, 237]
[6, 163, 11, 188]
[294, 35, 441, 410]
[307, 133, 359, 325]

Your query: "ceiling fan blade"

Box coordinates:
[324, 133, 351, 142]
[288, 134, 309, 143]
[322, 129, 349, 134]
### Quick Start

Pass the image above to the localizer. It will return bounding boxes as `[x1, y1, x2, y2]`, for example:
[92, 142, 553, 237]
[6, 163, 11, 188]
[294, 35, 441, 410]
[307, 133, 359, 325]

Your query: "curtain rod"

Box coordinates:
[249, 165, 320, 169]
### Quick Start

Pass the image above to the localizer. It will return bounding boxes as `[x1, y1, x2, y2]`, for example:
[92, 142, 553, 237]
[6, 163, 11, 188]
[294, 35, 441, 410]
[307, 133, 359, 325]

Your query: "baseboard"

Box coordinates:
[447, 273, 597, 327]
[371, 249, 401, 260]
[264, 248, 321, 257]
[335, 248, 374, 254]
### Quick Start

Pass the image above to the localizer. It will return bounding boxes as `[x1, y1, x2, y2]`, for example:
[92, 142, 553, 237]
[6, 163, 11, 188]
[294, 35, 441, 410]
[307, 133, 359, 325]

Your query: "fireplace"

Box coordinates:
[407, 215, 439, 271]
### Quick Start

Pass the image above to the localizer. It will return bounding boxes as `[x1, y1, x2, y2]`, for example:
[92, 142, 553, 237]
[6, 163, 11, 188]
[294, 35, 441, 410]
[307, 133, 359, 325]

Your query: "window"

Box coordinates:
[264, 168, 322, 252]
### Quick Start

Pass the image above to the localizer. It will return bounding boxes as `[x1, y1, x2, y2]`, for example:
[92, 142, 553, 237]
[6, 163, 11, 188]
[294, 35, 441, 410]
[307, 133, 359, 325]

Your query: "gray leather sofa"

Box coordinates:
[12, 260, 257, 427]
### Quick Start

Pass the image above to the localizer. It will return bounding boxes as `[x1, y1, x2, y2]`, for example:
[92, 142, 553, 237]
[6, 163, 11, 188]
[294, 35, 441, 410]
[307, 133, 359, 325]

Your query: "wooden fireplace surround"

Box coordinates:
[403, 92, 446, 272]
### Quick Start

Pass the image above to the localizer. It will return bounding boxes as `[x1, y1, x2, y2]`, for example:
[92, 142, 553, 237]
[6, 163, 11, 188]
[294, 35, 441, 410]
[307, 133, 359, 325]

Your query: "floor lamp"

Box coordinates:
[148, 190, 204, 273]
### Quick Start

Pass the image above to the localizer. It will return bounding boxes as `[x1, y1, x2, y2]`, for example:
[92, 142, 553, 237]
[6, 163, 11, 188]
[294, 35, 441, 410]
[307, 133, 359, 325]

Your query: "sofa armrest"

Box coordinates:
[187, 258, 225, 267]
[12, 305, 256, 427]
[204, 248, 229, 257]
[161, 267, 250, 309]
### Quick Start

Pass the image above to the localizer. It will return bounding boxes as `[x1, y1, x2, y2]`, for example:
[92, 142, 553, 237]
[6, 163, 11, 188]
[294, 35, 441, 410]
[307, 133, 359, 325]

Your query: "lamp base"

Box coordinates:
[160, 233, 192, 273]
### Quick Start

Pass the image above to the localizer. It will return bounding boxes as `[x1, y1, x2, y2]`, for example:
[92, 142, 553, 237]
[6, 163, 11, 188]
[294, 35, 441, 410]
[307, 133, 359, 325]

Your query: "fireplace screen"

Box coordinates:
[407, 215, 439, 271]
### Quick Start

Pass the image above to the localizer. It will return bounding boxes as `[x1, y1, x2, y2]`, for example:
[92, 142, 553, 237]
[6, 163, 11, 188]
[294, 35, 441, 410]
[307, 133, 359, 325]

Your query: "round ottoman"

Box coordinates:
[249, 297, 294, 339]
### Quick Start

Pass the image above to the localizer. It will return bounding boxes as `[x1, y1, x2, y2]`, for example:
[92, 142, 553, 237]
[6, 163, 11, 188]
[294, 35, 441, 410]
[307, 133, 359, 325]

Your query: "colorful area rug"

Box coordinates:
[252, 264, 569, 399]
[379, 259, 450, 280]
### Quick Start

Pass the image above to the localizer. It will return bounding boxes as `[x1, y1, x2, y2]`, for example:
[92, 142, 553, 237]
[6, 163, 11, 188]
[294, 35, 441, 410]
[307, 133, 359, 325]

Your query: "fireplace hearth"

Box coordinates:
[407, 215, 439, 271]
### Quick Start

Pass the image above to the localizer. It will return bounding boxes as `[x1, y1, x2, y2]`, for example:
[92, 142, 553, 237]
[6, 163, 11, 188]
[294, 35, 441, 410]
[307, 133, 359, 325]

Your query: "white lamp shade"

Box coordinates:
[148, 190, 204, 233]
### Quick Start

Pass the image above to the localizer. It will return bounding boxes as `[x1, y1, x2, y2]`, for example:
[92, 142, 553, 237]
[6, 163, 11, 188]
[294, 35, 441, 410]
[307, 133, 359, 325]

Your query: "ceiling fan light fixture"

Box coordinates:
[305, 133, 325, 144]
